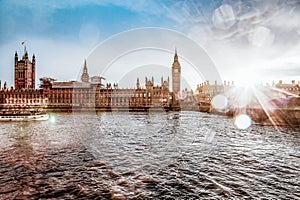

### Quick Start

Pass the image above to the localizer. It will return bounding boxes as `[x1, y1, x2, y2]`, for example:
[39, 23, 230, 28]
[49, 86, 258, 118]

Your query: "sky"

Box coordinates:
[0, 0, 300, 89]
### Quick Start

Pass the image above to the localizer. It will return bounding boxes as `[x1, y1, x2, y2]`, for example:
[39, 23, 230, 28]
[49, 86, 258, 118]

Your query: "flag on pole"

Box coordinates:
[21, 41, 27, 54]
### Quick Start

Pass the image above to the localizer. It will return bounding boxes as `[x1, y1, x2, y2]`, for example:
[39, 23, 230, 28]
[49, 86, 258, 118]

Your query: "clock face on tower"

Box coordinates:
[172, 49, 181, 95]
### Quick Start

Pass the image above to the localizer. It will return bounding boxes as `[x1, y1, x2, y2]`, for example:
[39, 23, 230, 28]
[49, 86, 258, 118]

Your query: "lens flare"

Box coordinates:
[204, 129, 216, 143]
[212, 4, 236, 30]
[248, 26, 275, 47]
[212, 94, 228, 110]
[49, 115, 56, 124]
[234, 114, 252, 129]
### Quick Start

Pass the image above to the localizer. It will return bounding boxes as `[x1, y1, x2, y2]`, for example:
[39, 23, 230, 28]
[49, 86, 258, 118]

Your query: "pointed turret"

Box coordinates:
[32, 54, 36, 88]
[14, 46, 36, 89]
[14, 51, 18, 65]
[81, 59, 90, 83]
[14, 51, 19, 89]
[84, 59, 87, 71]
[174, 48, 178, 62]
[24, 51, 28, 59]
[136, 78, 140, 89]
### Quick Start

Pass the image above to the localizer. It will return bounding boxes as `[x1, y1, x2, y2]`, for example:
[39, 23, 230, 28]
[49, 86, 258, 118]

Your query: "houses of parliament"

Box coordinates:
[1, 46, 299, 113]
[0, 48, 198, 112]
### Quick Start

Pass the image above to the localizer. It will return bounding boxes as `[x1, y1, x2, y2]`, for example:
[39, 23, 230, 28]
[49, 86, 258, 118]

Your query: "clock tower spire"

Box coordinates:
[81, 59, 90, 83]
[172, 48, 181, 95]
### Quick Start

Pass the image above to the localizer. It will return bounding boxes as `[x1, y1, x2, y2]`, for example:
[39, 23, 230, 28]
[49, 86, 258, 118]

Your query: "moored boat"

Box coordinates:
[0, 109, 48, 122]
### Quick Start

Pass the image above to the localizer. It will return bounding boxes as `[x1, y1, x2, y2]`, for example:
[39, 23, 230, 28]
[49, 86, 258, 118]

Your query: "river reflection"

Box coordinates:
[0, 112, 299, 199]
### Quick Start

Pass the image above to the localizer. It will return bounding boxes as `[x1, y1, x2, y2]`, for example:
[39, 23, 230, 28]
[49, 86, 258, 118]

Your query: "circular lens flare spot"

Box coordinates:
[212, 4, 236, 30]
[248, 26, 275, 47]
[49, 115, 56, 124]
[212, 94, 228, 110]
[234, 114, 252, 129]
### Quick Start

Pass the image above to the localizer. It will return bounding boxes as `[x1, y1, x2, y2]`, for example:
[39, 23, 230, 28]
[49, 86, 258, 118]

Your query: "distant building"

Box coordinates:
[0, 87, 46, 108]
[273, 80, 299, 96]
[196, 80, 234, 103]
[0, 47, 199, 112]
[195, 80, 234, 112]
[39, 60, 171, 111]
[172, 48, 181, 96]
[0, 50, 47, 109]
[3, 46, 298, 114]
[81, 59, 89, 83]
[14, 51, 36, 89]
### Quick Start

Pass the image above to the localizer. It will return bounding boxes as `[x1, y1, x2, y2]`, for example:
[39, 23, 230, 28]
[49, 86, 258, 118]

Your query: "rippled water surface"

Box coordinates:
[0, 112, 299, 199]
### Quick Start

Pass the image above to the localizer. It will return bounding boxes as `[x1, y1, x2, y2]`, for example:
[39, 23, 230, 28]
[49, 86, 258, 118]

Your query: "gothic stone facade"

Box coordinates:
[14, 51, 36, 89]
[172, 49, 181, 96]
[0, 50, 46, 110]
[274, 80, 300, 96]
[0, 49, 182, 112]
[0, 88, 47, 109]
[39, 75, 170, 112]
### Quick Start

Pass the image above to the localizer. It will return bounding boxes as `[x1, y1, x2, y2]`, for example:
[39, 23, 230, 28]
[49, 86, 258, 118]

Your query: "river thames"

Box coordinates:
[0, 111, 299, 199]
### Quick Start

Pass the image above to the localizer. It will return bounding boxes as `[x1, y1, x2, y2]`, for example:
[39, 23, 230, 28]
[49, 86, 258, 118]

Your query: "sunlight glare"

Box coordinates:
[212, 94, 228, 110]
[234, 114, 252, 129]
[232, 68, 261, 88]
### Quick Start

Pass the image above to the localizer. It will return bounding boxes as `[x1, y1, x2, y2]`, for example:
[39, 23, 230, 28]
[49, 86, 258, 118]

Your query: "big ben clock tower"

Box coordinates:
[172, 48, 181, 95]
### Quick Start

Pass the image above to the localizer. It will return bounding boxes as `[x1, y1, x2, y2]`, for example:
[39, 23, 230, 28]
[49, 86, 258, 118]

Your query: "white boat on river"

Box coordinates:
[0, 109, 48, 122]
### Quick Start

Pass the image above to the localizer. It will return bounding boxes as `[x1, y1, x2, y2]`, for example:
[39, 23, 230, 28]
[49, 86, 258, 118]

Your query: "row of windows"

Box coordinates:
[46, 95, 170, 102]
[4, 99, 47, 104]
[283, 87, 299, 91]
[1, 94, 42, 98]
[48, 97, 168, 105]
[50, 100, 71, 104]
[17, 72, 25, 78]
[50, 90, 169, 97]
[49, 100, 90, 104]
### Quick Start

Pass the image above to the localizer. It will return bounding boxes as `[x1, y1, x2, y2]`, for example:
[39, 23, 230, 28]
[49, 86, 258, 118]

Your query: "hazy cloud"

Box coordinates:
[0, 0, 299, 87]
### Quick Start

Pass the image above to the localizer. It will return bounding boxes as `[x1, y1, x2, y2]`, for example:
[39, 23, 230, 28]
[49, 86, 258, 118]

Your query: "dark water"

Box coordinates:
[0, 112, 299, 199]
